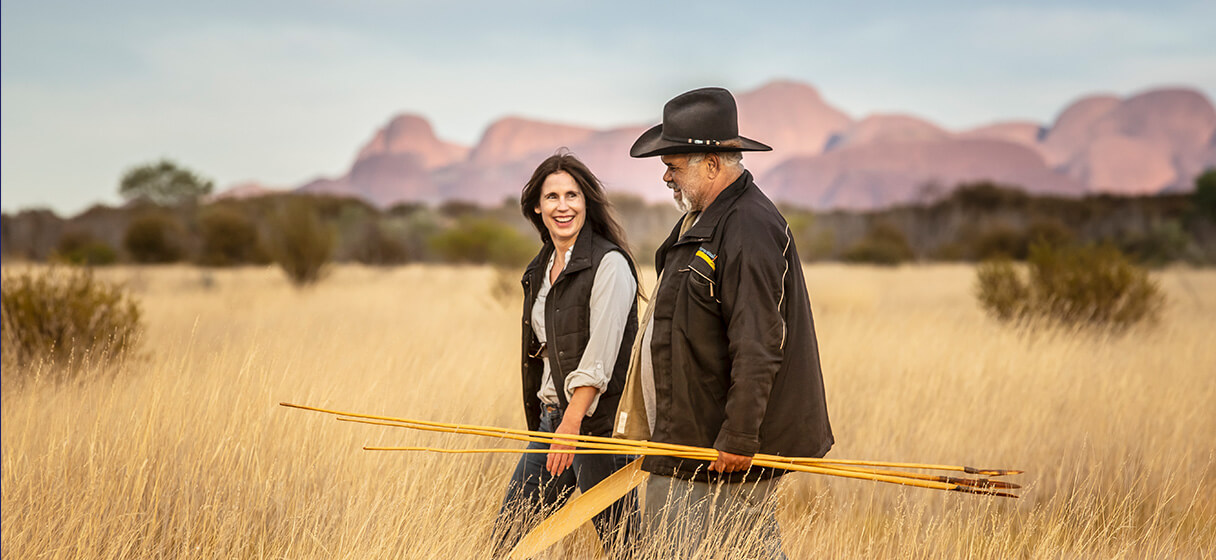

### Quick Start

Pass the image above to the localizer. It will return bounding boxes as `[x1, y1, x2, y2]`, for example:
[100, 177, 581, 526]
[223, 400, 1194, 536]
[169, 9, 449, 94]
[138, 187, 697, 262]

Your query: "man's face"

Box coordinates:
[661, 154, 710, 213]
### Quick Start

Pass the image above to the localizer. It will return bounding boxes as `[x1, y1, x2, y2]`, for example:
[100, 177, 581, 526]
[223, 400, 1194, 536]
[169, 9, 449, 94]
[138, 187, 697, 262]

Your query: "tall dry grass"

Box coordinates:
[2, 263, 1213, 559]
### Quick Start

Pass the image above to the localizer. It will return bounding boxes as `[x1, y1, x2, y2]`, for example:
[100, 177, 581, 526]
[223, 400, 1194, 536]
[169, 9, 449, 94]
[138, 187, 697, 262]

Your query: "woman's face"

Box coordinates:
[534, 171, 586, 247]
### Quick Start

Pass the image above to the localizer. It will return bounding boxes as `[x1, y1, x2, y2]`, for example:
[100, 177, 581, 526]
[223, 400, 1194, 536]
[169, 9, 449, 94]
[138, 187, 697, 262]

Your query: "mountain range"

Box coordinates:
[222, 80, 1216, 210]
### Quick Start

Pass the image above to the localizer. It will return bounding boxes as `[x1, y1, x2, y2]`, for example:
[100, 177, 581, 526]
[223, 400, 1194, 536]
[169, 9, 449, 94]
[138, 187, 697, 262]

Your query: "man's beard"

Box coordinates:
[669, 181, 696, 213]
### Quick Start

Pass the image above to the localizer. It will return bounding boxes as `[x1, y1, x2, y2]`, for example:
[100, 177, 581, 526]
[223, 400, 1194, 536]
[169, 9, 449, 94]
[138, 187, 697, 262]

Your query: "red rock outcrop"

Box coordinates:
[294, 80, 1216, 209]
[1041, 95, 1122, 166]
[209, 181, 282, 201]
[735, 80, 853, 174]
[958, 121, 1044, 150]
[1065, 135, 1177, 195]
[825, 114, 951, 151]
[761, 138, 1085, 210]
[467, 117, 596, 166]
[355, 114, 468, 170]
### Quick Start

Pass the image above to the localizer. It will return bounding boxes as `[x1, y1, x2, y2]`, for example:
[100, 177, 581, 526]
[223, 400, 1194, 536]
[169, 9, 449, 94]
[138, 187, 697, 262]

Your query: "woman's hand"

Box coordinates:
[547, 416, 581, 476]
[547, 386, 597, 476]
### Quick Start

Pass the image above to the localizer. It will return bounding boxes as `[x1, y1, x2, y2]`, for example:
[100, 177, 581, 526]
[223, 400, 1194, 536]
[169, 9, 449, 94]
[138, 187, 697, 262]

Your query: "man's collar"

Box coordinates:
[679, 170, 752, 242]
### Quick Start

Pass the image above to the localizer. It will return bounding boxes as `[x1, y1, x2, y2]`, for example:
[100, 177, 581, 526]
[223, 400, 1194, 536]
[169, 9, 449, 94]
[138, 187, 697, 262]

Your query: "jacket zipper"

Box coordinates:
[546, 264, 567, 419]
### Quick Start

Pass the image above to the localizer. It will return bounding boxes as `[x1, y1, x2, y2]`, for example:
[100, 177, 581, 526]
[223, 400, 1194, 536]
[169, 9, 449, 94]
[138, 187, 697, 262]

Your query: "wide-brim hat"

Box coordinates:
[630, 87, 772, 158]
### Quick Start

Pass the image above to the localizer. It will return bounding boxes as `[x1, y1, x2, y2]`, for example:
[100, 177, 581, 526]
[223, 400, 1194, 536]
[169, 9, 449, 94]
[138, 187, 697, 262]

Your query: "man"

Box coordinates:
[615, 87, 833, 558]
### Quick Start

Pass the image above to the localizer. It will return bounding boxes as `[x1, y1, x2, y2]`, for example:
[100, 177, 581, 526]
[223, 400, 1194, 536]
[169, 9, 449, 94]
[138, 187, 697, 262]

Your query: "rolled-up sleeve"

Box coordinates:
[564, 251, 636, 416]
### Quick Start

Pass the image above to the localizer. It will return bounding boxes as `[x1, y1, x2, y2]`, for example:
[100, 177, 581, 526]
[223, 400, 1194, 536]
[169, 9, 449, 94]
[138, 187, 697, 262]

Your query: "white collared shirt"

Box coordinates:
[533, 249, 636, 416]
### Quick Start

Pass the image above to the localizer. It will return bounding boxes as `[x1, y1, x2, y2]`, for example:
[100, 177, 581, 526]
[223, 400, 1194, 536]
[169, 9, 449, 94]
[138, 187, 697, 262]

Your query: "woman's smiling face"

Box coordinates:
[534, 171, 586, 247]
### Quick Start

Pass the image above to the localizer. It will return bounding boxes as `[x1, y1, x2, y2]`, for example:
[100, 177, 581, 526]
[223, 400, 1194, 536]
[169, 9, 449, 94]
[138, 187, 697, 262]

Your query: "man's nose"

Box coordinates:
[663, 170, 673, 183]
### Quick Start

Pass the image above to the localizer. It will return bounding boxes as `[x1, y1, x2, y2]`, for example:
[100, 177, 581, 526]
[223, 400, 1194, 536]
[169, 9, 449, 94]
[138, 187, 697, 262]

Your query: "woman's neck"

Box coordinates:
[552, 236, 576, 257]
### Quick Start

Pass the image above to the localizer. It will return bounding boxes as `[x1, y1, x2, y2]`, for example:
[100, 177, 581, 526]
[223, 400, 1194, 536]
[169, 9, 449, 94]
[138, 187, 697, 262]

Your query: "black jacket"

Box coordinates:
[643, 171, 833, 481]
[520, 229, 638, 437]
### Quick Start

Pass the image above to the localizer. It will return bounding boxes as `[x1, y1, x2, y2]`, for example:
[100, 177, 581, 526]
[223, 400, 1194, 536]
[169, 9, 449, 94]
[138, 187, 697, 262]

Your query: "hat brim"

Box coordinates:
[629, 124, 772, 158]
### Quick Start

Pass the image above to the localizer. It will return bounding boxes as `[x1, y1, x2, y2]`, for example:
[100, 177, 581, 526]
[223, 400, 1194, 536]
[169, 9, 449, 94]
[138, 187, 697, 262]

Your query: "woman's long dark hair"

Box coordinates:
[520, 150, 639, 276]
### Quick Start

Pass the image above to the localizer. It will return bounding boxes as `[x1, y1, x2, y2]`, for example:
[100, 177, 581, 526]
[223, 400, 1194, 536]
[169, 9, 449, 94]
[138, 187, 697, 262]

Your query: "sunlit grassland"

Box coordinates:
[3, 264, 1214, 558]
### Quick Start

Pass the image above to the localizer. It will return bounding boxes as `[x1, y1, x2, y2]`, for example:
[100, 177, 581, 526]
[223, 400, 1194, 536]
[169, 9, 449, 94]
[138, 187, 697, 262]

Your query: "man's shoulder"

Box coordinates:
[722, 183, 787, 234]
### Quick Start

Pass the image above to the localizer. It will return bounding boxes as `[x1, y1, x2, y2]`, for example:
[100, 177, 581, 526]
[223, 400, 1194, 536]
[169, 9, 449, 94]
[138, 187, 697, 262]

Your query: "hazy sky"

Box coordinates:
[3, 0, 1214, 214]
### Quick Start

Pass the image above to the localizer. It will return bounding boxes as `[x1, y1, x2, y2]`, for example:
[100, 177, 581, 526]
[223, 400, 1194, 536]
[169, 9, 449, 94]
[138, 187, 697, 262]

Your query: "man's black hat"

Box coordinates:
[629, 87, 772, 158]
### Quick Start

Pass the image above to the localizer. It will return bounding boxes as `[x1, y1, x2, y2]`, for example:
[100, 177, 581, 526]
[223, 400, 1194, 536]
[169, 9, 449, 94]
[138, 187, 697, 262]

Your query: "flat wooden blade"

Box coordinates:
[507, 457, 648, 560]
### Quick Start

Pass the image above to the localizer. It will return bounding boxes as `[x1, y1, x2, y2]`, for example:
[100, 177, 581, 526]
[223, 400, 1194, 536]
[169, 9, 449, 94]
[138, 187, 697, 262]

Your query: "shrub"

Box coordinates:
[971, 224, 1027, 260]
[268, 198, 335, 286]
[430, 217, 535, 267]
[949, 182, 1030, 213]
[1118, 220, 1191, 266]
[119, 159, 213, 206]
[351, 222, 410, 266]
[490, 266, 523, 308]
[975, 258, 1029, 320]
[1, 267, 142, 370]
[784, 210, 835, 262]
[123, 213, 186, 263]
[842, 222, 914, 265]
[975, 243, 1164, 327]
[1195, 168, 1216, 223]
[199, 206, 266, 266]
[55, 231, 118, 266]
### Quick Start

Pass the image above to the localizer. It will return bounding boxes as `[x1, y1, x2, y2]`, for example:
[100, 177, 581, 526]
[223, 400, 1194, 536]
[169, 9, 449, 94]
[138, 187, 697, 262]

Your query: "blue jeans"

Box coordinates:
[493, 404, 638, 558]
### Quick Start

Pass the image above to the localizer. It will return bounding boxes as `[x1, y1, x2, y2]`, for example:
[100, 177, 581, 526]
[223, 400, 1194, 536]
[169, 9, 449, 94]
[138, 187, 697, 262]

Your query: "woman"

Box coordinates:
[494, 152, 640, 556]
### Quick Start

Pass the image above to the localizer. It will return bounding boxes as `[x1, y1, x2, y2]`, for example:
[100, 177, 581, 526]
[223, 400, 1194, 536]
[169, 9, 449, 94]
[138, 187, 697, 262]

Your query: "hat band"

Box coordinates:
[662, 134, 724, 146]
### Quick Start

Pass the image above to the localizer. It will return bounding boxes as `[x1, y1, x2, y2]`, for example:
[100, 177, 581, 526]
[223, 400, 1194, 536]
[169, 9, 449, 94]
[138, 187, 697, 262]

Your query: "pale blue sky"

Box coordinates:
[3, 0, 1214, 214]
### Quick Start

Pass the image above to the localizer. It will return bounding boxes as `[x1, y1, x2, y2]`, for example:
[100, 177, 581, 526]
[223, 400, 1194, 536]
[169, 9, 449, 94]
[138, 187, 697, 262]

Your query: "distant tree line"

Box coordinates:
[3, 161, 1214, 271]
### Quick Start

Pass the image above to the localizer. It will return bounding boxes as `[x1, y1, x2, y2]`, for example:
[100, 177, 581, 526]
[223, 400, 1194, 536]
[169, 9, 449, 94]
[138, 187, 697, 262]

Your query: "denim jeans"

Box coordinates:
[492, 404, 638, 558]
[640, 472, 788, 559]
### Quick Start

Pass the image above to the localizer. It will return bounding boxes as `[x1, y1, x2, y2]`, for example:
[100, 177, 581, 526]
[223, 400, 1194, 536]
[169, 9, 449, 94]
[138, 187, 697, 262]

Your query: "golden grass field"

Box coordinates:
[3, 263, 1214, 558]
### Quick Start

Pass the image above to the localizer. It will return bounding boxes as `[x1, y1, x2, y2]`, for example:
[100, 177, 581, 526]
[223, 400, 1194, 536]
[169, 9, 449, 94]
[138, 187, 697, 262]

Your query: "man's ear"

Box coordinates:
[705, 153, 721, 179]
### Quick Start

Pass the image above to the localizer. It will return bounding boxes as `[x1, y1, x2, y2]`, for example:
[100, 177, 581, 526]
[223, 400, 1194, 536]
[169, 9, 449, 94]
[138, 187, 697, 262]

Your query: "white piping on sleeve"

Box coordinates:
[778, 224, 791, 350]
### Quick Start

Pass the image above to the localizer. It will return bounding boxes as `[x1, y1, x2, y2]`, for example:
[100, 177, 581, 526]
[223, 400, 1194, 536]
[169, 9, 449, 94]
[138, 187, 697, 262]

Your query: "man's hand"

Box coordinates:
[547, 419, 580, 476]
[709, 450, 753, 473]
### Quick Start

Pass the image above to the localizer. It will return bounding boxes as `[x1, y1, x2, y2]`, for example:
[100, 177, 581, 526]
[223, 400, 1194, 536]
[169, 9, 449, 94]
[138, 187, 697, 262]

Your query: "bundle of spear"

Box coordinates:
[280, 402, 1021, 496]
[281, 402, 1022, 558]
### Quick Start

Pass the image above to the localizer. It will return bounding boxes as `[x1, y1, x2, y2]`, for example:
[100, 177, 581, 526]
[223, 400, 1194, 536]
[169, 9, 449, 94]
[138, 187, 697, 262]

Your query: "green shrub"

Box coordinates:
[959, 219, 1074, 262]
[123, 213, 186, 263]
[1025, 218, 1075, 249]
[975, 243, 1164, 327]
[842, 222, 914, 265]
[199, 206, 267, 266]
[975, 258, 1029, 320]
[971, 224, 1027, 260]
[351, 222, 410, 266]
[55, 231, 118, 266]
[1195, 168, 1216, 223]
[1, 267, 142, 370]
[949, 182, 1031, 213]
[429, 217, 535, 267]
[268, 198, 335, 286]
[1118, 220, 1191, 266]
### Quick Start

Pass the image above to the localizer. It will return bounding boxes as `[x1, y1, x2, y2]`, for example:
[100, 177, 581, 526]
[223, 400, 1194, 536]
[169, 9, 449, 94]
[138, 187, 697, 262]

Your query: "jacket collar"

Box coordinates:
[523, 228, 598, 284]
[677, 170, 753, 244]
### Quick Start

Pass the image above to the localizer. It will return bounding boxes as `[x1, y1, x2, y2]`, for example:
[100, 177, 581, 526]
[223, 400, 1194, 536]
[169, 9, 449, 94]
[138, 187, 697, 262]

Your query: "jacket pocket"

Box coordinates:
[682, 255, 720, 304]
